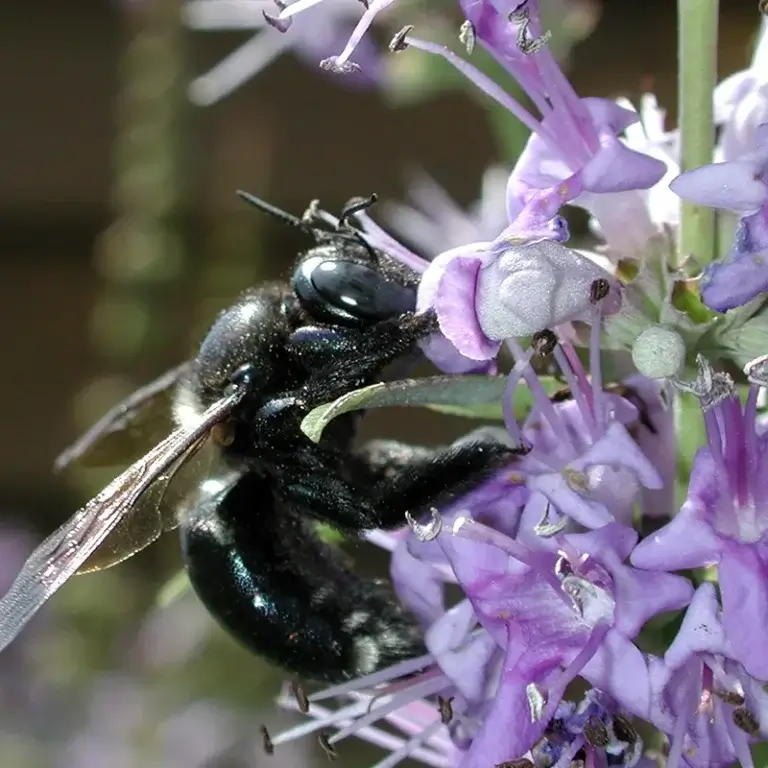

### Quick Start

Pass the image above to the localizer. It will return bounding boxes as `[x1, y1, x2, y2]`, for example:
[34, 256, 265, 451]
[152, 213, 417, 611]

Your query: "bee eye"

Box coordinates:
[293, 254, 416, 327]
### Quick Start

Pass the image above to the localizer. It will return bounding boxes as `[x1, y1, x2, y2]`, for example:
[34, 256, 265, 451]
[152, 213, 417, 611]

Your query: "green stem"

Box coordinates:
[677, 0, 718, 267]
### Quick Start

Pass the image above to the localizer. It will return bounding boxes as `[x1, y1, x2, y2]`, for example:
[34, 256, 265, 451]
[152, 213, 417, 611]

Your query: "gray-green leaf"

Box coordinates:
[300, 375, 560, 443]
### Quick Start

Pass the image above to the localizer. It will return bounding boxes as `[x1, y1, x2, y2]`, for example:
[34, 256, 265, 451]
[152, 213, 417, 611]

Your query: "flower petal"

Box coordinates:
[581, 136, 667, 194]
[390, 538, 444, 626]
[664, 583, 728, 670]
[418, 248, 501, 361]
[670, 161, 768, 214]
[582, 630, 651, 718]
[719, 542, 768, 679]
[631, 498, 722, 571]
[700, 248, 768, 312]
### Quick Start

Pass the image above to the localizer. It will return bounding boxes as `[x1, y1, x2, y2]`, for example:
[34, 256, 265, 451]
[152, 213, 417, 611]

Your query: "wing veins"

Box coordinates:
[0, 387, 243, 652]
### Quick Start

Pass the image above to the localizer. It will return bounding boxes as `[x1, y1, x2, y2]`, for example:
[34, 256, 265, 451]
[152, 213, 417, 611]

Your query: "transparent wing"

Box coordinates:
[77, 426, 221, 573]
[54, 362, 191, 472]
[0, 387, 243, 653]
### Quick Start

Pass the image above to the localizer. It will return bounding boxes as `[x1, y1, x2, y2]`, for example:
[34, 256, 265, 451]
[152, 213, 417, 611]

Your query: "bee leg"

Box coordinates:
[281, 436, 515, 533]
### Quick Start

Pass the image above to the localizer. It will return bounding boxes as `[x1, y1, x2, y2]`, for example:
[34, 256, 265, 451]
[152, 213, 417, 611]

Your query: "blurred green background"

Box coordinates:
[0, 0, 761, 765]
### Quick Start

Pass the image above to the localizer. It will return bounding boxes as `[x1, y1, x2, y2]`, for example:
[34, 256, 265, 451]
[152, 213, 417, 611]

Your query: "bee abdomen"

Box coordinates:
[179, 473, 425, 682]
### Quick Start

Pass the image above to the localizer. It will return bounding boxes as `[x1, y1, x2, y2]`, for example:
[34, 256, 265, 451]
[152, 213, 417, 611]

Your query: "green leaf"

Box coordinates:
[300, 375, 562, 443]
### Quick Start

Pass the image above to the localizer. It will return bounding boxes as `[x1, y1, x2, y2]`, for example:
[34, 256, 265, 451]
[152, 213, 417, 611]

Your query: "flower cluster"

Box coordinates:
[227, 2, 768, 767]
[7, 1, 768, 768]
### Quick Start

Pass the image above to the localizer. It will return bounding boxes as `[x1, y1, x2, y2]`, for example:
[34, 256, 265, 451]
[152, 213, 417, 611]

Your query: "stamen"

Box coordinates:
[329, 676, 448, 744]
[725, 713, 757, 768]
[503, 345, 537, 446]
[320, 0, 398, 71]
[552, 737, 586, 768]
[526, 683, 547, 721]
[263, 1, 292, 33]
[589, 278, 611, 304]
[405, 507, 443, 541]
[260, 724, 275, 755]
[532, 329, 558, 356]
[318, 730, 338, 759]
[732, 707, 760, 736]
[291, 680, 310, 713]
[355, 212, 429, 272]
[703, 407, 738, 536]
[714, 689, 745, 706]
[534, 501, 568, 537]
[458, 20, 476, 55]
[369, 720, 445, 768]
[507, 338, 575, 453]
[547, 623, 610, 707]
[272, 698, 371, 744]
[437, 696, 454, 724]
[188, 31, 292, 106]
[665, 659, 703, 768]
[398, 36, 559, 148]
[279, 696, 451, 766]
[389, 25, 412, 53]
[744, 354, 768, 388]
[584, 715, 610, 747]
[589, 302, 605, 433]
[551, 345, 598, 441]
[278, 0, 325, 17]
[611, 713, 639, 746]
[507, 1, 594, 161]
[309, 653, 435, 702]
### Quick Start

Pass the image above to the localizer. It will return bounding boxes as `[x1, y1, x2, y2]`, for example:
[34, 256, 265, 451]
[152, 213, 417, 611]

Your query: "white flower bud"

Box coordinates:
[475, 240, 620, 339]
[631, 325, 686, 379]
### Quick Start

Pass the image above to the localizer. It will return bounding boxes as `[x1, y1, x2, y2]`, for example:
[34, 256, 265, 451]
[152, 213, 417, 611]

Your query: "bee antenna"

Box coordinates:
[236, 190, 308, 230]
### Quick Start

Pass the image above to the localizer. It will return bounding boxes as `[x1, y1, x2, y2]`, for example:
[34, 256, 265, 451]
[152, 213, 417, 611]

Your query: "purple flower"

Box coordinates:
[276, 0, 399, 74]
[714, 18, 768, 162]
[415, 1, 668, 238]
[648, 583, 768, 768]
[586, 95, 681, 258]
[416, 233, 622, 364]
[269, 318, 686, 767]
[670, 123, 768, 311]
[436, 518, 691, 766]
[383, 167, 510, 259]
[183, 0, 382, 105]
[632, 358, 768, 681]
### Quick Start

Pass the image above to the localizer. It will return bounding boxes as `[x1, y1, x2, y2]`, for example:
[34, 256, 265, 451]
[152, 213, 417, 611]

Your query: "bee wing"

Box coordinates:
[0, 387, 243, 653]
[54, 362, 191, 472]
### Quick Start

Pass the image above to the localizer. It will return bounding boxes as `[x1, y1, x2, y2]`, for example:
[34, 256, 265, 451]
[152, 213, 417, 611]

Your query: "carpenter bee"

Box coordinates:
[0, 192, 513, 683]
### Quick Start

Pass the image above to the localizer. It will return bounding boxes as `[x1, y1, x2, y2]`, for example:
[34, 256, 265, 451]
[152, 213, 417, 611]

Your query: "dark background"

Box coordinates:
[0, 1, 760, 765]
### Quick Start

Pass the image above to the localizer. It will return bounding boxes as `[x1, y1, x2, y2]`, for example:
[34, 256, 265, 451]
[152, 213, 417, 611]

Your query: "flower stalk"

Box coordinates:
[676, 0, 719, 267]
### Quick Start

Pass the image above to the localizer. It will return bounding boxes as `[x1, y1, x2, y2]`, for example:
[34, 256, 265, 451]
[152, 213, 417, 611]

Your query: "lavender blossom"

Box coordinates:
[268, 305, 689, 767]
[183, 0, 383, 104]
[648, 583, 768, 768]
[450, 1, 666, 240]
[383, 167, 510, 258]
[714, 17, 768, 163]
[632, 356, 768, 681]
[670, 124, 768, 311]
[276, 0, 400, 74]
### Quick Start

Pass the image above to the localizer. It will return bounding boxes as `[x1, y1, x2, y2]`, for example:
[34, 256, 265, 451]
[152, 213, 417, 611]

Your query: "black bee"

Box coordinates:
[0, 192, 513, 683]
